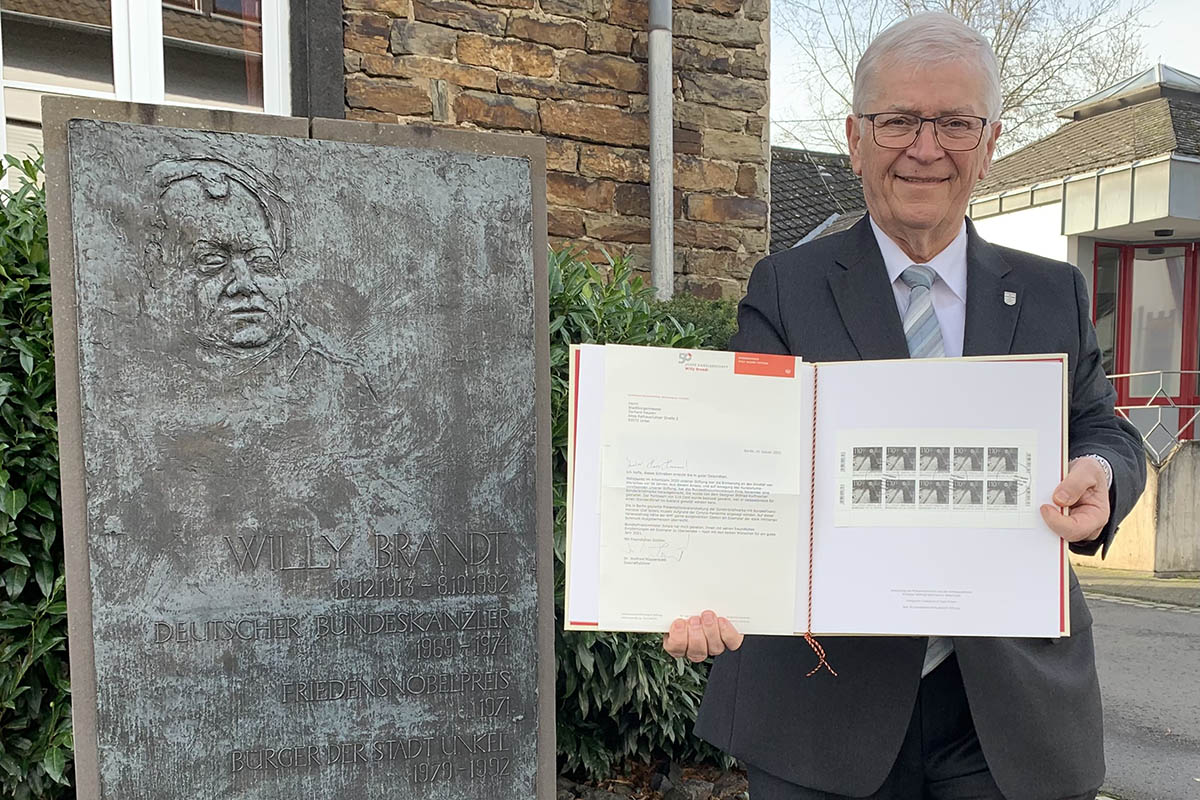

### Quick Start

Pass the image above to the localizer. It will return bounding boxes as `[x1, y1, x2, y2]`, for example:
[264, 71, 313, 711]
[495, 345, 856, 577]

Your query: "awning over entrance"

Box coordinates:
[1061, 154, 1200, 239]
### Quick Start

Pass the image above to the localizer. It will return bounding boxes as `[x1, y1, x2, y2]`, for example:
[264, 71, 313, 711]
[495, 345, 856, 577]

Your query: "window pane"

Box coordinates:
[1124, 407, 1179, 459]
[1094, 246, 1120, 376]
[4, 119, 42, 163]
[213, 0, 260, 22]
[1129, 246, 1186, 396]
[163, 0, 263, 110]
[1, 0, 115, 105]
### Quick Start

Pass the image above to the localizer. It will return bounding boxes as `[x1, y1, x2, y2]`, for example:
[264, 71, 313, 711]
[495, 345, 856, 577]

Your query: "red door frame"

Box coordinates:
[1093, 241, 1200, 439]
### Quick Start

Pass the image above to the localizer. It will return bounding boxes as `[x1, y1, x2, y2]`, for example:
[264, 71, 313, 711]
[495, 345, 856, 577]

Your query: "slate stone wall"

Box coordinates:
[342, 0, 770, 298]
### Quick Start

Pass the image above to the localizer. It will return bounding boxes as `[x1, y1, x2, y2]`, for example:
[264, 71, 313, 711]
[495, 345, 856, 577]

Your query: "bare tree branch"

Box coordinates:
[774, 0, 1150, 153]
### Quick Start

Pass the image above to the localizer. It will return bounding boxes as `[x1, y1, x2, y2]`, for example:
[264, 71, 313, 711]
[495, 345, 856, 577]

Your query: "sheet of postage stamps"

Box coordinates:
[835, 430, 1037, 528]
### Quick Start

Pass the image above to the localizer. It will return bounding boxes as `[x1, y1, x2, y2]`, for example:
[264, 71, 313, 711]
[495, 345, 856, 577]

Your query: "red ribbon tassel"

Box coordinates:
[806, 364, 837, 678]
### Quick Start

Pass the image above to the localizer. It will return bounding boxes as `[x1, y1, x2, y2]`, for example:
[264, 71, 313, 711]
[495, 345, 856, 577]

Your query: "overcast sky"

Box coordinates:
[769, 0, 1200, 153]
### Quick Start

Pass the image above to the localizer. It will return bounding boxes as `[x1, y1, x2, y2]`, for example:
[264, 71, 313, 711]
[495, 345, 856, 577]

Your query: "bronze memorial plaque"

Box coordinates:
[45, 100, 552, 800]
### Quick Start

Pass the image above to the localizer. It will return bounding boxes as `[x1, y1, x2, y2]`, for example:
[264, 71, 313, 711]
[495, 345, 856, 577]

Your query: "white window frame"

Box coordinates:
[113, 0, 167, 103]
[0, 19, 6, 179]
[2, 0, 290, 185]
[261, 0, 290, 116]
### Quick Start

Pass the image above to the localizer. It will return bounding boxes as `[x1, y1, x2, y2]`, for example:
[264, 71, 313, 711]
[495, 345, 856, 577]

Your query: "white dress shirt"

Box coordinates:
[869, 218, 966, 677]
[870, 218, 968, 359]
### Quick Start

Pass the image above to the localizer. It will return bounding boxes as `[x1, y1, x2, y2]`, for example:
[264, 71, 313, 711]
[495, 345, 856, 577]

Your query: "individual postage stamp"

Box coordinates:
[953, 479, 984, 506]
[852, 446, 883, 473]
[987, 479, 1019, 507]
[919, 478, 951, 507]
[920, 446, 950, 472]
[852, 478, 882, 506]
[886, 479, 917, 506]
[953, 446, 984, 473]
[886, 446, 917, 473]
[987, 447, 1019, 473]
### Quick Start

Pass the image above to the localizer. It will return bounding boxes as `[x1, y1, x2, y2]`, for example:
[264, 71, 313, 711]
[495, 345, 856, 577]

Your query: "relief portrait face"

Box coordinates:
[159, 177, 289, 351]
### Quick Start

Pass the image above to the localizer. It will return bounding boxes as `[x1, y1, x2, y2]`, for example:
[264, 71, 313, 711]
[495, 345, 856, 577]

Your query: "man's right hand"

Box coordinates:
[662, 610, 744, 662]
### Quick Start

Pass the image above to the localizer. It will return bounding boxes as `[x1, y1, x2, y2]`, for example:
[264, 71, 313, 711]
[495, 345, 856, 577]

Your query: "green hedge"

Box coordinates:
[0, 157, 739, 793]
[0, 155, 73, 799]
[549, 248, 732, 778]
[655, 293, 739, 352]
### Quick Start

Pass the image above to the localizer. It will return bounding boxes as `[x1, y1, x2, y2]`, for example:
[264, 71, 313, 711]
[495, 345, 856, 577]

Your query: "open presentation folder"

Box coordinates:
[565, 344, 1072, 639]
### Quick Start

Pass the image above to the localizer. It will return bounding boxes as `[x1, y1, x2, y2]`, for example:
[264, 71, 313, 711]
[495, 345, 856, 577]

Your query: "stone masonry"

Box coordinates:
[343, 0, 770, 298]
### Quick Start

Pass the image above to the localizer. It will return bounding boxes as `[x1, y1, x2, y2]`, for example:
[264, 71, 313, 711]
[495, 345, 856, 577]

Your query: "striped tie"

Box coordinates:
[902, 264, 954, 677]
[900, 265, 945, 359]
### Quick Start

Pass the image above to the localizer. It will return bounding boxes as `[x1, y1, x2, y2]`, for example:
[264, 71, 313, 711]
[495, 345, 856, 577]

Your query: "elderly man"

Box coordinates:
[663, 12, 1145, 800]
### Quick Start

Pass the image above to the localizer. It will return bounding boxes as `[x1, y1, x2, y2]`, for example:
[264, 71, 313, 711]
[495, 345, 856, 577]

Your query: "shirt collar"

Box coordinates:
[868, 216, 968, 304]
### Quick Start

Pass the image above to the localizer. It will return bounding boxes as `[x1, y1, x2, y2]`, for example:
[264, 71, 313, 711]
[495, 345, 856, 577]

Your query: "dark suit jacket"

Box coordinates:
[693, 216, 1146, 799]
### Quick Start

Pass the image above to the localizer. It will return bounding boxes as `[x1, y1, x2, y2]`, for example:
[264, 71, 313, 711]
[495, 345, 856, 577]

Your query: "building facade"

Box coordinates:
[339, 0, 770, 298]
[1, 0, 291, 152]
[971, 65, 1200, 460]
[1, 0, 770, 298]
[971, 65, 1200, 574]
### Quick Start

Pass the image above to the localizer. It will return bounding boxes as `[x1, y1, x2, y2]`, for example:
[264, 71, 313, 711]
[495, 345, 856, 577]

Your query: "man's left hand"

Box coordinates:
[1040, 458, 1110, 543]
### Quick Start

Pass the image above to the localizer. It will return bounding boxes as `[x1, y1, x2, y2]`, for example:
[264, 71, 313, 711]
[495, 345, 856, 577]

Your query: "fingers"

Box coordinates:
[1040, 502, 1105, 543]
[663, 618, 687, 658]
[1041, 459, 1110, 543]
[686, 616, 708, 662]
[700, 610, 724, 657]
[1051, 459, 1104, 508]
[718, 616, 744, 651]
[661, 612, 743, 661]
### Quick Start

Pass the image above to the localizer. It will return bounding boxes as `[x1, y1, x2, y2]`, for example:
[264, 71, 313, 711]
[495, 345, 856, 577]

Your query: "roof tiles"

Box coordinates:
[769, 146, 865, 252]
[976, 96, 1200, 197]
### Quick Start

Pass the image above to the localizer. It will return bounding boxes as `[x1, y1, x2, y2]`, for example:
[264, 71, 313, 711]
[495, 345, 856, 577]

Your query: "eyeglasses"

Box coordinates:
[858, 113, 988, 151]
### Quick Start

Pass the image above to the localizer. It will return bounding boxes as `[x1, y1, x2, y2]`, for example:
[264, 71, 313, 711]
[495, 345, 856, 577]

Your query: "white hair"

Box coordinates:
[852, 11, 1002, 121]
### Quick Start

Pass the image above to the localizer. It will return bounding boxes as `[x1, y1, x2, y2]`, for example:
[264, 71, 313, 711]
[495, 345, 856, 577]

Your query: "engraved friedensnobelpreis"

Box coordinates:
[279, 670, 514, 704]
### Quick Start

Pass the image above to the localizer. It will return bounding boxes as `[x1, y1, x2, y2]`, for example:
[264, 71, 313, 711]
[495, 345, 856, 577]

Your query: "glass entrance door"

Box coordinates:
[1095, 242, 1200, 451]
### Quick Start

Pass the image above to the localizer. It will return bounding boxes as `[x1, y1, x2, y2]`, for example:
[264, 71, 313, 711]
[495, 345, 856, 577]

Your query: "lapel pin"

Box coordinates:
[1003, 291, 1017, 306]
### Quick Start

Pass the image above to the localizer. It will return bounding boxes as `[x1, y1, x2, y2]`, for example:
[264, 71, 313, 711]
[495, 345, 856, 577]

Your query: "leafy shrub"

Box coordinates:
[655, 293, 739, 351]
[0, 154, 72, 798]
[549, 247, 730, 778]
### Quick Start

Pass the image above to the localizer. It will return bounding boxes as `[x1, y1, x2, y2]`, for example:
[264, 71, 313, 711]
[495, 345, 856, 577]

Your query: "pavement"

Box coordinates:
[1075, 565, 1200, 609]
[1076, 566, 1200, 800]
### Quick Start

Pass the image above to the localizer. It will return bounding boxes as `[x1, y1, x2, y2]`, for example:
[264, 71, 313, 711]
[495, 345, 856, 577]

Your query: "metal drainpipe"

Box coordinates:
[648, 0, 674, 299]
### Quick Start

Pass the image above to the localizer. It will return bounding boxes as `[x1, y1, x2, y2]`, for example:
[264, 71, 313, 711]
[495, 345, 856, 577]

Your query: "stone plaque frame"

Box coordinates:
[43, 97, 553, 800]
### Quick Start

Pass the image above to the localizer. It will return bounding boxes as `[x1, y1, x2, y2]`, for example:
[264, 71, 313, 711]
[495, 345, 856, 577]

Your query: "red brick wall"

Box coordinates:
[343, 0, 769, 298]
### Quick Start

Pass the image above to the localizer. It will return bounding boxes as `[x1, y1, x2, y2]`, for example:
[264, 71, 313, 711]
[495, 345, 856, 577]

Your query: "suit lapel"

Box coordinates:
[963, 220, 1022, 356]
[829, 217, 909, 361]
